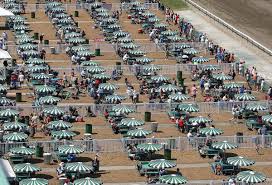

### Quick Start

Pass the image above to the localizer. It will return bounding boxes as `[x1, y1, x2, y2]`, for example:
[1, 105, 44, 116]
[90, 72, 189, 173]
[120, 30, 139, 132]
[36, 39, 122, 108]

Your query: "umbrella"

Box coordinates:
[80, 61, 99, 66]
[14, 163, 41, 173]
[159, 174, 187, 184]
[77, 50, 95, 57]
[3, 122, 27, 131]
[58, 145, 84, 154]
[98, 83, 118, 91]
[112, 105, 135, 114]
[119, 118, 145, 127]
[13, 25, 29, 31]
[154, 23, 168, 29]
[57, 18, 73, 25]
[65, 162, 93, 172]
[174, 43, 191, 49]
[159, 84, 180, 92]
[74, 177, 102, 185]
[135, 6, 148, 11]
[0, 97, 15, 106]
[0, 85, 7, 92]
[55, 13, 69, 19]
[101, 18, 116, 24]
[148, 159, 176, 169]
[20, 177, 47, 185]
[236, 171, 266, 183]
[199, 127, 223, 136]
[202, 65, 220, 71]
[51, 130, 76, 139]
[212, 73, 232, 81]
[107, 24, 121, 30]
[105, 94, 126, 103]
[127, 50, 145, 56]
[191, 57, 209, 63]
[151, 75, 169, 83]
[142, 12, 155, 17]
[71, 45, 89, 52]
[17, 37, 34, 44]
[21, 50, 40, 57]
[137, 143, 162, 152]
[43, 106, 65, 116]
[120, 43, 138, 49]
[117, 37, 133, 43]
[127, 128, 152, 138]
[95, 7, 108, 12]
[18, 43, 38, 50]
[10, 146, 35, 155]
[189, 116, 212, 124]
[161, 30, 178, 36]
[35, 85, 55, 94]
[91, 2, 103, 8]
[135, 57, 153, 64]
[68, 37, 86, 44]
[148, 17, 160, 22]
[31, 73, 50, 80]
[47, 120, 72, 130]
[223, 83, 242, 89]
[168, 35, 184, 42]
[65, 32, 82, 39]
[3, 132, 28, 142]
[50, 7, 65, 13]
[113, 31, 129, 38]
[169, 93, 190, 102]
[235, 93, 256, 101]
[0, 108, 19, 117]
[86, 66, 106, 74]
[93, 73, 111, 80]
[61, 25, 77, 31]
[39, 96, 61, 105]
[27, 66, 48, 73]
[227, 156, 255, 166]
[212, 141, 238, 150]
[47, 1, 62, 7]
[178, 104, 199, 112]
[25, 58, 46, 65]
[97, 12, 110, 17]
[246, 104, 267, 111]
[143, 64, 161, 72]
[0, 75, 6, 82]
[262, 115, 272, 123]
[183, 48, 198, 55]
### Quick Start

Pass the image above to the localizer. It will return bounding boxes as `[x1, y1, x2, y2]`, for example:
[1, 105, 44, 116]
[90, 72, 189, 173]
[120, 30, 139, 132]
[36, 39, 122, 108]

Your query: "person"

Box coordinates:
[176, 168, 182, 176]
[260, 125, 267, 135]
[267, 86, 272, 100]
[39, 34, 44, 43]
[56, 162, 65, 177]
[67, 153, 76, 162]
[191, 84, 197, 101]
[215, 164, 222, 175]
[18, 72, 24, 87]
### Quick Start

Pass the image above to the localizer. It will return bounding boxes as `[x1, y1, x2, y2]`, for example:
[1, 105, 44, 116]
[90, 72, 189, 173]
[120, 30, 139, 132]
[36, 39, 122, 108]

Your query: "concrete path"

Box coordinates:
[176, 9, 272, 82]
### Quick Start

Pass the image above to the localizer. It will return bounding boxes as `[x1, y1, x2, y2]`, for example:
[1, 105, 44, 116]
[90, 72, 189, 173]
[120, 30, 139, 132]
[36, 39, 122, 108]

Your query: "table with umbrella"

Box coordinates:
[19, 178, 48, 185]
[47, 120, 72, 130]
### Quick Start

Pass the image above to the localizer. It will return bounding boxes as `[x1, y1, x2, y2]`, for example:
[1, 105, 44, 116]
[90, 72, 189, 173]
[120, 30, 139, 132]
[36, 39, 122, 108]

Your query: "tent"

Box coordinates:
[0, 7, 14, 17]
[0, 159, 15, 184]
[0, 49, 11, 59]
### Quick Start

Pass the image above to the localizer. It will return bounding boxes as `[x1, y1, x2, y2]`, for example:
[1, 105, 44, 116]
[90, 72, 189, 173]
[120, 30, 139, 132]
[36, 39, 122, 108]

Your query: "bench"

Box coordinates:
[199, 147, 222, 158]
[137, 161, 159, 176]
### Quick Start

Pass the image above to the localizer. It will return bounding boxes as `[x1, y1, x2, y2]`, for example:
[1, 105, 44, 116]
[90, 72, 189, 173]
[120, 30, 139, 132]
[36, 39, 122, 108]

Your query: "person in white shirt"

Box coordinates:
[204, 82, 210, 95]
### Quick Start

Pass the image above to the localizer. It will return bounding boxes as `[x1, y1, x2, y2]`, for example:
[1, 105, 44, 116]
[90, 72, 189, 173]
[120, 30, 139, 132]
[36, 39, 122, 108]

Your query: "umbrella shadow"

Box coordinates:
[240, 167, 252, 172]
[152, 154, 165, 160]
[225, 152, 238, 158]
[30, 158, 44, 164]
[76, 156, 93, 162]
[35, 173, 54, 179]
[73, 131, 81, 135]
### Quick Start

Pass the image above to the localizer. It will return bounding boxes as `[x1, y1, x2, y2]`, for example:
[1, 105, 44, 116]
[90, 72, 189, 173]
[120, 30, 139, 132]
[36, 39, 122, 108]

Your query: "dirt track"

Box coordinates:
[192, 0, 272, 50]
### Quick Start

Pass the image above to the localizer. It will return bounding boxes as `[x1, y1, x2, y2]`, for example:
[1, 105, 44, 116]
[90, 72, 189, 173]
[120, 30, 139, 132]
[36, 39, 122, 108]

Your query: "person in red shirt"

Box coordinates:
[178, 118, 184, 133]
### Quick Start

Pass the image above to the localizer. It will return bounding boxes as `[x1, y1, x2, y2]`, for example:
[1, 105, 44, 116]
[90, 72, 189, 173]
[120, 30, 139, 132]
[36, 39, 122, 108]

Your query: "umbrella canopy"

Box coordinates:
[31, 73, 50, 80]
[25, 58, 46, 65]
[98, 83, 118, 91]
[135, 57, 153, 64]
[27, 66, 48, 73]
[127, 128, 152, 138]
[93, 73, 111, 80]
[74, 177, 102, 185]
[168, 35, 184, 42]
[57, 18, 73, 25]
[107, 24, 121, 30]
[70, 45, 89, 52]
[65, 162, 93, 172]
[148, 159, 176, 169]
[0, 84, 8, 92]
[3, 132, 28, 142]
[148, 17, 161, 23]
[159, 84, 180, 92]
[120, 43, 138, 49]
[235, 93, 256, 101]
[95, 7, 108, 12]
[178, 104, 199, 112]
[117, 37, 133, 43]
[202, 65, 220, 71]
[245, 104, 267, 111]
[199, 127, 223, 136]
[13, 25, 29, 31]
[143, 64, 161, 72]
[128, 50, 145, 56]
[43, 106, 65, 116]
[19, 178, 48, 185]
[105, 94, 126, 103]
[212, 141, 238, 150]
[80, 61, 99, 66]
[14, 163, 41, 173]
[65, 32, 82, 39]
[39, 96, 61, 105]
[47, 120, 72, 130]
[97, 12, 109, 17]
[169, 93, 190, 102]
[161, 30, 178, 36]
[51, 130, 76, 139]
[159, 174, 187, 184]
[236, 171, 266, 183]
[17, 37, 34, 44]
[0, 108, 19, 117]
[58, 145, 84, 154]
[55, 13, 69, 19]
[10, 146, 35, 155]
[142, 12, 155, 17]
[0, 75, 6, 82]
[183, 48, 198, 55]
[151, 75, 169, 83]
[77, 50, 95, 57]
[86, 66, 106, 74]
[119, 118, 145, 127]
[35, 85, 55, 94]
[18, 43, 38, 50]
[189, 116, 212, 124]
[192, 57, 209, 63]
[137, 143, 162, 152]
[68, 37, 86, 44]
[154, 23, 168, 29]
[223, 83, 242, 89]
[3, 121, 27, 131]
[212, 73, 232, 81]
[112, 105, 135, 114]
[227, 156, 255, 166]
[174, 43, 191, 49]
[21, 50, 40, 57]
[262, 115, 272, 123]
[61, 25, 77, 31]
[91, 2, 103, 8]
[50, 7, 65, 13]
[113, 31, 129, 38]
[47, 1, 62, 7]
[0, 97, 15, 106]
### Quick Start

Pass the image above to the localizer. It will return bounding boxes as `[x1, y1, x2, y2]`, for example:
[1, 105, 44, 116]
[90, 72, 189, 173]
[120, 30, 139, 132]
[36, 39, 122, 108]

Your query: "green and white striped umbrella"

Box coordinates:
[169, 93, 190, 102]
[127, 128, 152, 138]
[31, 73, 50, 80]
[55, 13, 69, 19]
[178, 104, 199, 112]
[202, 65, 220, 71]
[0, 75, 6, 82]
[10, 15, 25, 21]
[154, 23, 168, 29]
[262, 115, 272, 123]
[192, 57, 209, 63]
[148, 17, 160, 22]
[50, 7, 65, 13]
[135, 6, 148, 11]
[0, 108, 19, 117]
[58, 145, 84, 154]
[74, 177, 102, 185]
[161, 30, 178, 36]
[183, 48, 199, 55]
[65, 162, 93, 172]
[14, 163, 41, 173]
[246, 104, 267, 111]
[15, 33, 29, 39]
[168, 35, 184, 42]
[18, 43, 38, 50]
[57, 18, 73, 25]
[51, 130, 76, 139]
[128, 50, 145, 56]
[112, 105, 135, 114]
[0, 97, 15, 106]
[43, 106, 65, 116]
[130, 1, 141, 6]
[235, 93, 256, 101]
[68, 37, 86, 44]
[143, 64, 161, 72]
[212, 141, 238, 150]
[135, 57, 152, 64]
[0, 85, 7, 92]
[98, 83, 118, 91]
[65, 32, 82, 39]
[10, 146, 35, 155]
[189, 116, 212, 124]
[21, 50, 40, 57]
[47, 120, 72, 130]
[105, 94, 126, 103]
[70, 45, 89, 53]
[199, 127, 223, 136]
[117, 37, 133, 43]
[91, 2, 103, 8]
[35, 85, 55, 94]
[19, 178, 49, 185]
[120, 43, 138, 49]
[61, 25, 76, 31]
[137, 143, 162, 152]
[28, 66, 48, 73]
[151, 75, 169, 83]
[14, 25, 29, 31]
[39, 96, 61, 105]
[148, 159, 176, 169]
[159, 84, 180, 92]
[93, 73, 111, 80]
[77, 50, 95, 57]
[25, 58, 46, 65]
[227, 156, 255, 167]
[3, 121, 27, 130]
[119, 118, 145, 127]
[47, 1, 62, 7]
[3, 132, 28, 142]
[223, 82, 242, 89]
[159, 174, 187, 184]
[17, 37, 34, 44]
[107, 24, 121, 30]
[97, 12, 110, 17]
[174, 43, 191, 49]
[10, 8, 21, 14]
[212, 73, 232, 81]
[113, 31, 129, 38]
[237, 171, 266, 183]
[95, 7, 108, 13]
[102, 18, 116, 23]
[142, 12, 155, 17]
[80, 61, 99, 66]
[86, 66, 106, 74]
